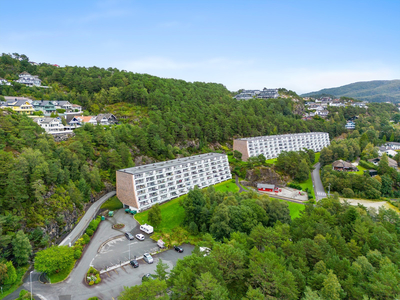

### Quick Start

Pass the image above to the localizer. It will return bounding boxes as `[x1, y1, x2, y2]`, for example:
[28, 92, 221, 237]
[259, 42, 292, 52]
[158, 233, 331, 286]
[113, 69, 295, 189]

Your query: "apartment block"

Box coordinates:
[116, 153, 231, 212]
[233, 132, 330, 161]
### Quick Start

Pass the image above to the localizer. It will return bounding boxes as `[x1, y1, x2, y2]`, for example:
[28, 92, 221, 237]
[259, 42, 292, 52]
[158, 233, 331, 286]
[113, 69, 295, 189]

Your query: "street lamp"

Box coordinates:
[30, 271, 33, 300]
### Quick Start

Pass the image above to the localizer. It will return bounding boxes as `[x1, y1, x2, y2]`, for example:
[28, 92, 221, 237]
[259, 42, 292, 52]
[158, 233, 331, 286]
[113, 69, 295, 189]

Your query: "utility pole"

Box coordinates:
[129, 242, 131, 261]
[328, 183, 331, 197]
[30, 271, 33, 300]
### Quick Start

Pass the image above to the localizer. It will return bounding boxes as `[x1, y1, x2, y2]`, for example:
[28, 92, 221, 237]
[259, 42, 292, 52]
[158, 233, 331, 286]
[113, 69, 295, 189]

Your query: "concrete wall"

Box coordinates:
[116, 171, 139, 210]
[233, 139, 249, 161]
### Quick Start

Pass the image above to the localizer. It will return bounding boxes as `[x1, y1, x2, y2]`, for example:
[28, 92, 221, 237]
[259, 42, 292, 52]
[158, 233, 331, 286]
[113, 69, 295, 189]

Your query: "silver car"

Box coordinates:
[143, 253, 153, 264]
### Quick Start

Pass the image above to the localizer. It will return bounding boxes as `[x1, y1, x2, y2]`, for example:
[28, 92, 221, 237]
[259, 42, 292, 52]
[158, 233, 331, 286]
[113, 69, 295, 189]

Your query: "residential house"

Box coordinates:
[95, 114, 118, 125]
[332, 160, 358, 172]
[71, 104, 82, 112]
[33, 117, 64, 133]
[345, 121, 356, 130]
[1, 99, 35, 114]
[15, 72, 41, 87]
[0, 78, 11, 86]
[78, 116, 97, 125]
[378, 146, 397, 157]
[384, 142, 400, 150]
[233, 90, 261, 100]
[257, 88, 279, 99]
[369, 157, 398, 169]
[316, 110, 329, 117]
[31, 100, 57, 115]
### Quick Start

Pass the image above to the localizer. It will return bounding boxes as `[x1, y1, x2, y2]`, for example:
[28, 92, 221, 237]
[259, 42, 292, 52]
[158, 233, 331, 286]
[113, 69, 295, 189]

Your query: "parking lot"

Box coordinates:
[92, 209, 160, 270]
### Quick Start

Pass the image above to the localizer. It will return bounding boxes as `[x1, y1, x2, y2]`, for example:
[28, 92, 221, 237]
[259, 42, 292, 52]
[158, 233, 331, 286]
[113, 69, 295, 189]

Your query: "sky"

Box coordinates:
[1, 0, 399, 94]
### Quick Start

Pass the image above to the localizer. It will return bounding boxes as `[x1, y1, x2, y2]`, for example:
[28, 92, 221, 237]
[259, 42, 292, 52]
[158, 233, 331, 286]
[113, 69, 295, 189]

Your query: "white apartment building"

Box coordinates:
[116, 153, 232, 211]
[233, 132, 330, 161]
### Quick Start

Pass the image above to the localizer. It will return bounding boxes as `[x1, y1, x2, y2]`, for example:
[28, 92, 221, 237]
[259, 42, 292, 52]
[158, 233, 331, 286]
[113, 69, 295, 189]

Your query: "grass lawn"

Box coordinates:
[297, 173, 316, 199]
[314, 152, 321, 164]
[265, 157, 278, 164]
[135, 195, 186, 232]
[0, 265, 30, 300]
[353, 165, 367, 175]
[280, 200, 305, 219]
[100, 196, 123, 211]
[214, 180, 239, 193]
[48, 260, 76, 283]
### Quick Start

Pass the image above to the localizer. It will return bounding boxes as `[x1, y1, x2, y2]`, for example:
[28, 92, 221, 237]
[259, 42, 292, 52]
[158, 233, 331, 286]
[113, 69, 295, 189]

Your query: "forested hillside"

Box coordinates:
[301, 80, 400, 103]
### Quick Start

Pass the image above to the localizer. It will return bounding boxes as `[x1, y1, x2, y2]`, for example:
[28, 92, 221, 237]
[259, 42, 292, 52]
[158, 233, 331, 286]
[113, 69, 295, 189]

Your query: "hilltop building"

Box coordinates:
[234, 88, 279, 100]
[233, 132, 330, 161]
[116, 153, 231, 212]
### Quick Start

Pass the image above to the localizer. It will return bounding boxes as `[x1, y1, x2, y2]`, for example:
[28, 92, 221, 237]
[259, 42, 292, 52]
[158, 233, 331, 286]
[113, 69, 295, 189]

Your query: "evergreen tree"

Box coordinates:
[12, 230, 32, 266]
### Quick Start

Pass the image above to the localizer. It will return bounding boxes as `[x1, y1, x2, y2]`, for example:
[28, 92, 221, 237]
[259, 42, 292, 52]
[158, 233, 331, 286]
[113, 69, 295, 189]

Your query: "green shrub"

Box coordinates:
[89, 280, 94, 285]
[82, 234, 90, 244]
[189, 222, 199, 235]
[4, 261, 17, 285]
[86, 229, 94, 236]
[359, 160, 377, 170]
[15, 289, 32, 300]
[88, 297, 99, 300]
[74, 249, 82, 259]
[87, 266, 99, 276]
[342, 188, 355, 198]
[288, 182, 302, 190]
[94, 273, 101, 284]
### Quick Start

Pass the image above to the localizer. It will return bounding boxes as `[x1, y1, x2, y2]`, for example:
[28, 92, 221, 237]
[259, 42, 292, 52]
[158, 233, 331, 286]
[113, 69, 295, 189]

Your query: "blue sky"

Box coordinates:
[1, 0, 399, 93]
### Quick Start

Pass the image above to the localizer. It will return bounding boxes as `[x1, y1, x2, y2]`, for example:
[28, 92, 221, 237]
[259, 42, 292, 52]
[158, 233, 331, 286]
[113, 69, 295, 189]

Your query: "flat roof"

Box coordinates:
[236, 132, 329, 141]
[118, 153, 227, 175]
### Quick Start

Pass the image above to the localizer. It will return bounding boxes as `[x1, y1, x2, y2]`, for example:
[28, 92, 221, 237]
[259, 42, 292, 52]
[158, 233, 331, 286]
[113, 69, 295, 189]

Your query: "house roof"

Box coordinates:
[369, 157, 398, 168]
[257, 183, 275, 189]
[332, 160, 357, 169]
[79, 116, 95, 123]
[65, 112, 83, 123]
[20, 71, 31, 75]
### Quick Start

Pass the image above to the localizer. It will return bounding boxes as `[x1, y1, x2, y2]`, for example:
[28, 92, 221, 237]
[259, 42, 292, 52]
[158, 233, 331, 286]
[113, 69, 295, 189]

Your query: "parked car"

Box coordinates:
[125, 232, 134, 240]
[130, 259, 139, 268]
[136, 234, 145, 241]
[143, 253, 154, 264]
[174, 245, 184, 253]
[142, 273, 155, 282]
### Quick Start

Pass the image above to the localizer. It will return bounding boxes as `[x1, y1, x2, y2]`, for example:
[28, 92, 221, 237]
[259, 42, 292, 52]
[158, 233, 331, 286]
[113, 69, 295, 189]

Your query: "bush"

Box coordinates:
[288, 183, 302, 190]
[89, 280, 94, 285]
[342, 188, 355, 198]
[82, 234, 90, 245]
[359, 160, 377, 170]
[95, 273, 101, 284]
[87, 266, 99, 276]
[86, 229, 94, 236]
[189, 222, 199, 235]
[74, 249, 82, 259]
[16, 289, 32, 300]
[4, 261, 17, 285]
[88, 298, 99, 300]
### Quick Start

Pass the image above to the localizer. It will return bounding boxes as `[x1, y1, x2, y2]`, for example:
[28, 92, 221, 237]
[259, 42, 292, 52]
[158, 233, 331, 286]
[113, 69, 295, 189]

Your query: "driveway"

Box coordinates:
[312, 163, 327, 200]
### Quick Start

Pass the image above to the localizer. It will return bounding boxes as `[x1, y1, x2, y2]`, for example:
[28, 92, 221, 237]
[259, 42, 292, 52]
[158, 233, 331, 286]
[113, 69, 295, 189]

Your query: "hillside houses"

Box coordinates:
[302, 98, 368, 120]
[33, 117, 65, 133]
[0, 99, 35, 114]
[65, 113, 118, 129]
[0, 78, 11, 86]
[234, 88, 279, 100]
[31, 100, 82, 115]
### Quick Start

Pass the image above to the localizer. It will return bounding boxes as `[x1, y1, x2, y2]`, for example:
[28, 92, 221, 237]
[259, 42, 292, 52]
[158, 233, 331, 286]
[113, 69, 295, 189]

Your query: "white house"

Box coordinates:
[33, 117, 65, 133]
[0, 78, 11, 86]
[15, 72, 41, 87]
[345, 121, 356, 130]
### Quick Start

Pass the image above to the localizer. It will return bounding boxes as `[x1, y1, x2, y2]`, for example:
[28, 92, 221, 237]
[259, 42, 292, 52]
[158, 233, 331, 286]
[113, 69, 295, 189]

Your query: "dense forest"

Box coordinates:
[2, 53, 400, 299]
[120, 189, 400, 300]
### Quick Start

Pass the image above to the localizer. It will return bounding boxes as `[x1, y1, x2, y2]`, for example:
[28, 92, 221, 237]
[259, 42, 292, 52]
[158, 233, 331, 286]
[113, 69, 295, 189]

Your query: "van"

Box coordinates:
[140, 224, 154, 234]
[143, 253, 153, 264]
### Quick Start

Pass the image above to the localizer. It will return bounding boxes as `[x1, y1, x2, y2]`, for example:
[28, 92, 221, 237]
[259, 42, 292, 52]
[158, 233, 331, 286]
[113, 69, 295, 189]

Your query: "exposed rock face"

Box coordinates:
[52, 132, 75, 142]
[244, 167, 289, 187]
[135, 155, 157, 166]
[293, 103, 305, 115]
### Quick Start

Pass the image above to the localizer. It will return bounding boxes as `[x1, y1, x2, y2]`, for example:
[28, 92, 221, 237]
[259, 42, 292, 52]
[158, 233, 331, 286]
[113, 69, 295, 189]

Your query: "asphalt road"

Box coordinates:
[312, 163, 327, 201]
[59, 191, 116, 246]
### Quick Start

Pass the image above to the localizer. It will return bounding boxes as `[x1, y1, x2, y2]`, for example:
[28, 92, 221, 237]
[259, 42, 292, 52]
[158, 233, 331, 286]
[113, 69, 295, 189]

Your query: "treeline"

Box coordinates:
[181, 187, 291, 241]
[121, 196, 400, 300]
[275, 149, 315, 182]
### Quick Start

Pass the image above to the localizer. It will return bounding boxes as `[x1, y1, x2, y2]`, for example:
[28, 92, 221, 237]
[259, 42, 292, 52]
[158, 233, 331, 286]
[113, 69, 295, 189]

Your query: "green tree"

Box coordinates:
[233, 150, 242, 160]
[34, 246, 74, 275]
[119, 279, 169, 300]
[378, 153, 391, 175]
[154, 258, 169, 281]
[319, 270, 344, 300]
[194, 272, 229, 300]
[12, 230, 32, 266]
[295, 159, 310, 182]
[0, 262, 7, 284]
[148, 204, 162, 228]
[4, 261, 17, 285]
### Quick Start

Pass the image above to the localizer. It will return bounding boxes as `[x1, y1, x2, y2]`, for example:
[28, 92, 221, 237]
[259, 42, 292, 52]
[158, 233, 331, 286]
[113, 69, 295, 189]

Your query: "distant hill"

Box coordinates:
[301, 80, 400, 102]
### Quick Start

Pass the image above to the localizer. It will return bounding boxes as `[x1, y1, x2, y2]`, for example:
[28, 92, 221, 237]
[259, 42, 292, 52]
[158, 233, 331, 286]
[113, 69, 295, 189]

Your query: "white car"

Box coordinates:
[143, 253, 153, 264]
[136, 234, 145, 241]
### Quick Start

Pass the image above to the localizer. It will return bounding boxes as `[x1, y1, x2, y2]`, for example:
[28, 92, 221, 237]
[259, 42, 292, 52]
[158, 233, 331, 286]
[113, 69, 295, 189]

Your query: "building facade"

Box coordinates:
[33, 117, 65, 133]
[116, 153, 231, 211]
[15, 72, 41, 87]
[233, 132, 330, 161]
